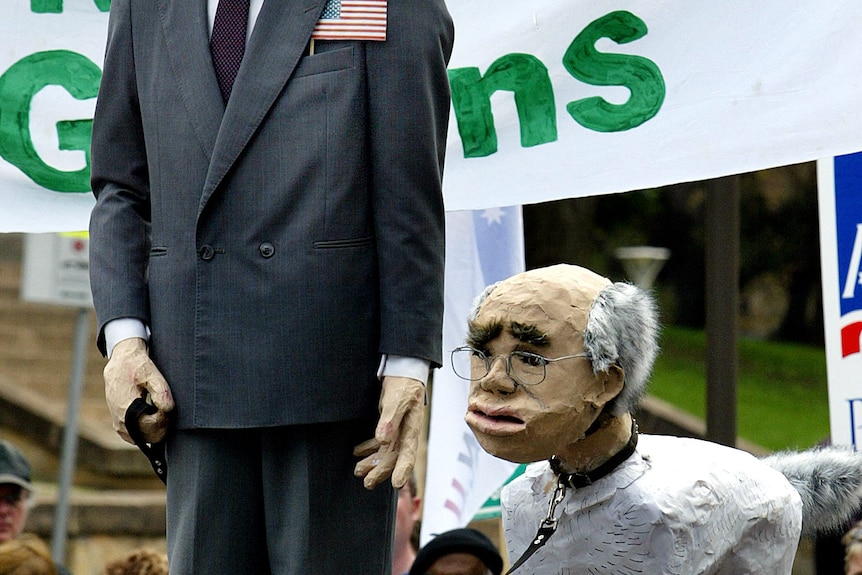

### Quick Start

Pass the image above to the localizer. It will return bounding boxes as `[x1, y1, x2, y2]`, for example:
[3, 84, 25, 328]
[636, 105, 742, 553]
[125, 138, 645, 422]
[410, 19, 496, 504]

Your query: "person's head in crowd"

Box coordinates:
[103, 548, 169, 575]
[843, 522, 862, 575]
[0, 442, 33, 544]
[409, 528, 503, 575]
[0, 534, 57, 575]
[393, 473, 422, 574]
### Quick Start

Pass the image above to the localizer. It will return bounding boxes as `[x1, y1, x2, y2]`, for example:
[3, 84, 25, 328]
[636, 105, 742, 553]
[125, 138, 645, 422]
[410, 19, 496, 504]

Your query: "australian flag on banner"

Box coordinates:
[421, 207, 523, 545]
[312, 0, 387, 41]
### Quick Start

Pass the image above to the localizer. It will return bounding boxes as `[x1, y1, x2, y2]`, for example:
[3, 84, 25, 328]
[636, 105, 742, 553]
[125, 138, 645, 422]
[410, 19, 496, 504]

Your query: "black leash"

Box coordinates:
[504, 478, 567, 574]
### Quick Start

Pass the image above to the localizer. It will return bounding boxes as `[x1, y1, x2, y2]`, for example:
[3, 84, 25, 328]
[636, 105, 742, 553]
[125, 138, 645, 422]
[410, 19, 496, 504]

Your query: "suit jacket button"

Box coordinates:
[259, 243, 275, 258]
[200, 245, 215, 260]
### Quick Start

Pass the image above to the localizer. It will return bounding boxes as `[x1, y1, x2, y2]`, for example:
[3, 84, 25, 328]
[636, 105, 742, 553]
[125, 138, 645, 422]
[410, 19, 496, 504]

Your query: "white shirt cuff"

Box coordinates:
[377, 354, 430, 385]
[104, 318, 149, 358]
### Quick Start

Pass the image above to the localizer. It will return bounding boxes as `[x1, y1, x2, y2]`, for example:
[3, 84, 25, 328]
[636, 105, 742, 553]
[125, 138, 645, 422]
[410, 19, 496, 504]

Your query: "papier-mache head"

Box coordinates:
[462, 264, 659, 463]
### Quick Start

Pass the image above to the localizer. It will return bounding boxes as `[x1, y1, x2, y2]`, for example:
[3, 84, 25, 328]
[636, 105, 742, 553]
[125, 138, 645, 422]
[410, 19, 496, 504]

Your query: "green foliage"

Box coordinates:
[648, 326, 830, 451]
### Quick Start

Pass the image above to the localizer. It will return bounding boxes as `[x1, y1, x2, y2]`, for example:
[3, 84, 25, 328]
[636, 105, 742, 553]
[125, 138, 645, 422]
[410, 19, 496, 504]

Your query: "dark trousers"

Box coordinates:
[165, 420, 396, 575]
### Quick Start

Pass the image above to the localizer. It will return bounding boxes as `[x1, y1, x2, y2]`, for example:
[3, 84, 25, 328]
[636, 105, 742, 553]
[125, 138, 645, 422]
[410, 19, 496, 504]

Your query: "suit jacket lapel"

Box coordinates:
[155, 0, 224, 163]
[200, 0, 327, 212]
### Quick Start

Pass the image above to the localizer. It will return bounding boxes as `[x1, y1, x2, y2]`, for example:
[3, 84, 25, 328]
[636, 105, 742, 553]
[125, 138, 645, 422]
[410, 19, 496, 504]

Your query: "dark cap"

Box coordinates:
[0, 440, 32, 491]
[410, 528, 503, 575]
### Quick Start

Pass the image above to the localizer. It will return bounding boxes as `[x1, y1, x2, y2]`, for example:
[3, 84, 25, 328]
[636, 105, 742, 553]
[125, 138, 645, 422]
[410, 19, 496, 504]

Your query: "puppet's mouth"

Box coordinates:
[465, 406, 525, 435]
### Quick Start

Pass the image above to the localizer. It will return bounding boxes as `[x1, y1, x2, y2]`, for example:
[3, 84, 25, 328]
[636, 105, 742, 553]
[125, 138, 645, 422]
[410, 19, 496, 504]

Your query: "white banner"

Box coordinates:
[4, 2, 862, 229]
[442, 0, 862, 210]
[0, 1, 104, 232]
[817, 154, 862, 448]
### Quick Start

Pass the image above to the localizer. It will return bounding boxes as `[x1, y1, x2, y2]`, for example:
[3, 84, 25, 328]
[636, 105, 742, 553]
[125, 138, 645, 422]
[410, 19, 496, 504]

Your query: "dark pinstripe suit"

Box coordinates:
[89, 0, 453, 571]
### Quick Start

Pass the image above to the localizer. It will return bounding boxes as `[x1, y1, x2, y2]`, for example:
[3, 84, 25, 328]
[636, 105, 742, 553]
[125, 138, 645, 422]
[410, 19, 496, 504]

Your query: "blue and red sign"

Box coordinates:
[834, 153, 862, 357]
[822, 152, 862, 447]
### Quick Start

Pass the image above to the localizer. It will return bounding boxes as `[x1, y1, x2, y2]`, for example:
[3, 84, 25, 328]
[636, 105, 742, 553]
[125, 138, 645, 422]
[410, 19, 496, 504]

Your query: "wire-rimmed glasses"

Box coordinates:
[450, 346, 589, 386]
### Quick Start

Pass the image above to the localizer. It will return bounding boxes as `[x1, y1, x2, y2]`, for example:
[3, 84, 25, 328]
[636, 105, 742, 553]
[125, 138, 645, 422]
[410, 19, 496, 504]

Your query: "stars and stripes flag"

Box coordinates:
[311, 0, 387, 41]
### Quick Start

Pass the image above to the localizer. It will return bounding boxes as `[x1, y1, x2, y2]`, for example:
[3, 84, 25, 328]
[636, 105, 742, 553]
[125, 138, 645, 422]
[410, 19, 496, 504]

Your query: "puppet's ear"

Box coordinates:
[589, 365, 625, 408]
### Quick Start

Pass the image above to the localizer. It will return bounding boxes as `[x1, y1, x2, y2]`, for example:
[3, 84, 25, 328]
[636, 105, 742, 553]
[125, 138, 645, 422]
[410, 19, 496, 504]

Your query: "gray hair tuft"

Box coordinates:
[762, 446, 862, 537]
[584, 282, 659, 415]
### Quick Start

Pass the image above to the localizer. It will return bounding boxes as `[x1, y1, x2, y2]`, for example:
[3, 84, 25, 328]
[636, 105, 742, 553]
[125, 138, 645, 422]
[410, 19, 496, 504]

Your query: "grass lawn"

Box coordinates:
[648, 326, 831, 452]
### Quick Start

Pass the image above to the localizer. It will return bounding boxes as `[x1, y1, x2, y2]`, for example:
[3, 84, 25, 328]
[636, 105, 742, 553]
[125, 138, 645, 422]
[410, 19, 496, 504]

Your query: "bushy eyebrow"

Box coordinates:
[467, 320, 501, 349]
[510, 322, 549, 347]
[466, 320, 549, 348]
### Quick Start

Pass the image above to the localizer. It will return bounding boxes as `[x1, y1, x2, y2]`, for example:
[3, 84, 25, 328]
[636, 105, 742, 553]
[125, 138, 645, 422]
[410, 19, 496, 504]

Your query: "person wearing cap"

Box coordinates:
[0, 441, 72, 575]
[409, 528, 502, 575]
[0, 441, 33, 544]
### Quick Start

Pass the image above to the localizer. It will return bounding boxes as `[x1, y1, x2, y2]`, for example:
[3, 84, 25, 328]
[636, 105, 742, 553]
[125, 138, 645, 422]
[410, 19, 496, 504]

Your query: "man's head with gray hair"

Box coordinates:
[461, 264, 658, 466]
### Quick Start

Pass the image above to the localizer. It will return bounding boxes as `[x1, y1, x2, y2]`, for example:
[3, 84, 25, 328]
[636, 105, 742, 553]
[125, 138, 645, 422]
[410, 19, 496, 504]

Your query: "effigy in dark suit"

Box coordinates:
[88, 0, 454, 573]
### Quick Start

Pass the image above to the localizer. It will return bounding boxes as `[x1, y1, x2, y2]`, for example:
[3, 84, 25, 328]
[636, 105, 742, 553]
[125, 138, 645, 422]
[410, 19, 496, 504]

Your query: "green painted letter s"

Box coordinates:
[563, 11, 665, 132]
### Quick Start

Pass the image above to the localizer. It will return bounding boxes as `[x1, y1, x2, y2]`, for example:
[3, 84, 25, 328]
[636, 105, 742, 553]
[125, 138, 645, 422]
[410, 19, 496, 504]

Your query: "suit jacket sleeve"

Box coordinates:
[367, 0, 454, 368]
[88, 0, 152, 356]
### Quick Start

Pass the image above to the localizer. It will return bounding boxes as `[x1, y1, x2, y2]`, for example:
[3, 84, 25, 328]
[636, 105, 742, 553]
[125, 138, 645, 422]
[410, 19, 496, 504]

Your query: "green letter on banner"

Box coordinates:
[450, 53, 557, 158]
[0, 50, 101, 192]
[31, 0, 110, 13]
[563, 11, 665, 132]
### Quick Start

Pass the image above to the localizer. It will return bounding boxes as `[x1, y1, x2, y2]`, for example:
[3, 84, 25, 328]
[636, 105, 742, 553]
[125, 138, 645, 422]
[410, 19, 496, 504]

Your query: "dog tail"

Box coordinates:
[762, 446, 862, 537]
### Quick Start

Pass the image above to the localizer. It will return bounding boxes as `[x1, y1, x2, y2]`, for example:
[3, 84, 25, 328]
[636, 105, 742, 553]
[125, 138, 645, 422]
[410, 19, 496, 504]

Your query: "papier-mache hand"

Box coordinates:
[103, 337, 175, 444]
[354, 375, 426, 490]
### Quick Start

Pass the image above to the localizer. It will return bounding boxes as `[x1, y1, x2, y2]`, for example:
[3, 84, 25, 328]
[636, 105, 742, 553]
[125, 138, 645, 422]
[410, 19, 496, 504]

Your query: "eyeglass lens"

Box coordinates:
[451, 347, 546, 385]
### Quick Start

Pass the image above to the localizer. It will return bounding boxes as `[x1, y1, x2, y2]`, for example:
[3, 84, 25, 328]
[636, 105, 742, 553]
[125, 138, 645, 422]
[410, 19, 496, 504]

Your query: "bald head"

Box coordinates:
[470, 265, 610, 348]
[469, 264, 659, 417]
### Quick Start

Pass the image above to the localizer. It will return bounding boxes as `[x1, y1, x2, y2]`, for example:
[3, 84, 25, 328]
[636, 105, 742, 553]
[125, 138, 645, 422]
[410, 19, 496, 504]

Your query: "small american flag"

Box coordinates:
[312, 0, 387, 41]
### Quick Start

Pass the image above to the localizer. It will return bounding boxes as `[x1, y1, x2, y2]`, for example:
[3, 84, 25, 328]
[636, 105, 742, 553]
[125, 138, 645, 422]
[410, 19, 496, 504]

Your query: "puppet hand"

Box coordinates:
[103, 337, 174, 445]
[354, 376, 426, 490]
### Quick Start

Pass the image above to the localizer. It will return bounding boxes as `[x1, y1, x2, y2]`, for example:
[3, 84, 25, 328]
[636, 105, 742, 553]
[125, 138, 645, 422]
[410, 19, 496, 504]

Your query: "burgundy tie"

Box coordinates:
[210, 0, 250, 102]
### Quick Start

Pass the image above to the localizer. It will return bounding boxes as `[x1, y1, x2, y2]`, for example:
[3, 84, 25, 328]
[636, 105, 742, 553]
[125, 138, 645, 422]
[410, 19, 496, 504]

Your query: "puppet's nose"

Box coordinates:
[478, 356, 518, 395]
